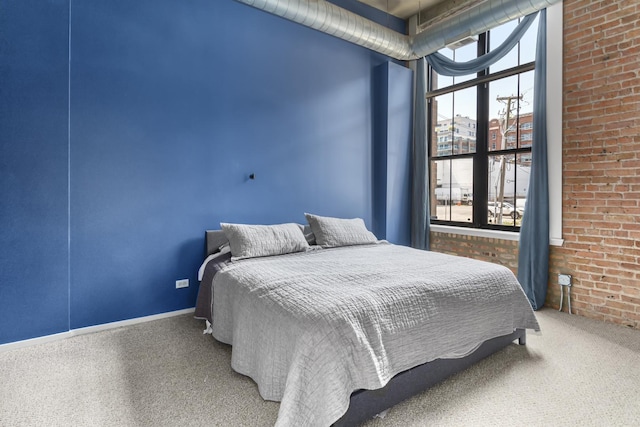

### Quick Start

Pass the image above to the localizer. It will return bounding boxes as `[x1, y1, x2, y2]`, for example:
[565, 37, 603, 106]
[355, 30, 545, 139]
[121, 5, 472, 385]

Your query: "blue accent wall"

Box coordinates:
[0, 0, 411, 343]
[0, 0, 70, 344]
[373, 62, 413, 246]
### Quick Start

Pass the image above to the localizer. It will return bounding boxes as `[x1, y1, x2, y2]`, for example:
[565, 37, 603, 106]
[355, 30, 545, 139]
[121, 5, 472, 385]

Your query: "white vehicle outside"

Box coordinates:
[435, 187, 473, 205]
[488, 201, 523, 219]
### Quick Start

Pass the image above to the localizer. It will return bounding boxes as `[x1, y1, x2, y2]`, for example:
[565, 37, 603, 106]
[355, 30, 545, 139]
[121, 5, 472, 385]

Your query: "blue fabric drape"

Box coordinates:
[421, 10, 549, 308]
[411, 57, 430, 250]
[517, 9, 549, 310]
[426, 13, 537, 76]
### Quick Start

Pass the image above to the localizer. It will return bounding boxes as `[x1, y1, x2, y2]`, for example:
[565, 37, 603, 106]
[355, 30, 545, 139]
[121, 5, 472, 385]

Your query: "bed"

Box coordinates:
[195, 216, 539, 426]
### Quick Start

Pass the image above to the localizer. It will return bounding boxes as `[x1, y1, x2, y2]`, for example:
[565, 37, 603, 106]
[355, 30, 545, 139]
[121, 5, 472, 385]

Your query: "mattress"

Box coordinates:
[201, 243, 539, 426]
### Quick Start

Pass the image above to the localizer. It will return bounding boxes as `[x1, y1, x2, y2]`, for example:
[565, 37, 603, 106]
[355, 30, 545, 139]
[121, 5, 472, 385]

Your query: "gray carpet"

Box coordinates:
[1, 309, 639, 426]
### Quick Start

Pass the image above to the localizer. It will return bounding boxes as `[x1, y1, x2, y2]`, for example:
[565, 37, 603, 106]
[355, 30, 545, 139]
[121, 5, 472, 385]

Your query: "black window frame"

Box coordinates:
[427, 31, 534, 232]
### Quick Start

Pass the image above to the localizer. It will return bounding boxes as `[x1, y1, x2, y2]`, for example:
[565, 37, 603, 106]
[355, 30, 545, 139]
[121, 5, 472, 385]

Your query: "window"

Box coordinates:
[427, 15, 538, 231]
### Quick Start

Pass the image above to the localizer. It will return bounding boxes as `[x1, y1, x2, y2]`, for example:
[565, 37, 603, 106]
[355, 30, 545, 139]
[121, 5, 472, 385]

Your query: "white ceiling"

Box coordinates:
[357, 0, 444, 19]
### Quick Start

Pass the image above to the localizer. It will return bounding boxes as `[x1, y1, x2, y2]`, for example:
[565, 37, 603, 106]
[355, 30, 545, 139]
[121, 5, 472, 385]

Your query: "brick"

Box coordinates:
[605, 300, 637, 312]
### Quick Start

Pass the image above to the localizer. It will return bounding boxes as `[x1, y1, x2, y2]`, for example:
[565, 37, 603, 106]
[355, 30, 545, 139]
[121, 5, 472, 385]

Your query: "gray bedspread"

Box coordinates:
[210, 243, 539, 427]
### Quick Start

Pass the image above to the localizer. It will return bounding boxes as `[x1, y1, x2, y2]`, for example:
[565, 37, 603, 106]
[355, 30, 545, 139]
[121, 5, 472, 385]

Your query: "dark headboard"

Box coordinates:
[205, 230, 229, 257]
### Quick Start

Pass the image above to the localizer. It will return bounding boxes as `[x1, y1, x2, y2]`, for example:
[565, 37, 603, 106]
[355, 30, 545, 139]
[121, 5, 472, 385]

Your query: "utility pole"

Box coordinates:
[495, 94, 522, 224]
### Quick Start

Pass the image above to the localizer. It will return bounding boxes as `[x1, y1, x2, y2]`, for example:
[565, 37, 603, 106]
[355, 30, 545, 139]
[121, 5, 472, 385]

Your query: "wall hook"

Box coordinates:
[249, 173, 255, 180]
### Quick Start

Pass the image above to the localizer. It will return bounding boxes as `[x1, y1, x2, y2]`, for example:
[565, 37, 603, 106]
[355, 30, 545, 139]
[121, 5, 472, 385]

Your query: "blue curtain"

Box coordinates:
[517, 9, 549, 310]
[411, 57, 430, 250]
[426, 13, 537, 76]
[421, 11, 549, 308]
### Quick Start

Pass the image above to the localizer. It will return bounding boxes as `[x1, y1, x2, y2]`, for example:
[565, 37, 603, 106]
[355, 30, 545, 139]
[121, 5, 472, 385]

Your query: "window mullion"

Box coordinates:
[473, 33, 489, 228]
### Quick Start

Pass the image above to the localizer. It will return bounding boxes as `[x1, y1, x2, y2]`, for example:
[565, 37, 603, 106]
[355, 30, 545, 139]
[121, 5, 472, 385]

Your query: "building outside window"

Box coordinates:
[427, 15, 538, 229]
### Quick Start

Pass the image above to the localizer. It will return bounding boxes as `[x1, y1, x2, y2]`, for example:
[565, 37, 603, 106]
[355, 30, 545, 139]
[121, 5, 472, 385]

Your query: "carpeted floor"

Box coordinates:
[1, 308, 639, 426]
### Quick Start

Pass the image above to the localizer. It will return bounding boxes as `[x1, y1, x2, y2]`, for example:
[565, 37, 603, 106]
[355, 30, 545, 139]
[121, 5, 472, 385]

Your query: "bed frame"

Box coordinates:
[334, 329, 525, 426]
[203, 231, 526, 426]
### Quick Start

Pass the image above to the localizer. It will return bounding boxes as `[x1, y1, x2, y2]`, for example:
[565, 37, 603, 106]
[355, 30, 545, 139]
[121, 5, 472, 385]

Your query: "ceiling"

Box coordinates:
[357, 0, 484, 29]
[356, 0, 443, 19]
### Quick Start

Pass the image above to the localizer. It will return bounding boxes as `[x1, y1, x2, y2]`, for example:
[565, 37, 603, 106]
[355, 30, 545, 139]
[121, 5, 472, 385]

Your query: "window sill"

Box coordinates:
[430, 224, 564, 246]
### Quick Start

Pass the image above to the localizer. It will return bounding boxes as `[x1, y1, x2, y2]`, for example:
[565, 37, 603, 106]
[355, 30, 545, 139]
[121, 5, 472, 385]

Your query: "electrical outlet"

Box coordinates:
[558, 274, 572, 286]
[175, 279, 189, 289]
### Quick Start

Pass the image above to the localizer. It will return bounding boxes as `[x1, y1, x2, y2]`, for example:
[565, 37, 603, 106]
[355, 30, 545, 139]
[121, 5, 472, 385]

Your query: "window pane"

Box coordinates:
[432, 158, 473, 223]
[515, 152, 531, 225]
[451, 42, 478, 85]
[432, 87, 476, 158]
[519, 15, 540, 64]
[434, 42, 478, 89]
[488, 74, 520, 152]
[488, 153, 517, 225]
[453, 87, 477, 154]
[518, 70, 535, 148]
[432, 159, 450, 221]
[435, 48, 454, 89]
[520, 120, 533, 148]
[490, 14, 539, 74]
[489, 19, 518, 73]
[432, 93, 453, 157]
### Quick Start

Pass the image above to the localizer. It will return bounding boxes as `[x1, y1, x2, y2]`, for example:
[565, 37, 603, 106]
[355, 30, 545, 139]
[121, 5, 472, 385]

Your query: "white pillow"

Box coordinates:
[220, 222, 309, 261]
[297, 223, 317, 246]
[304, 213, 378, 248]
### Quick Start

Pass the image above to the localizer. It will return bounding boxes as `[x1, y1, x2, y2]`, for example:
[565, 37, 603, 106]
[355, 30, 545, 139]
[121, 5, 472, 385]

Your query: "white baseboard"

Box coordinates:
[0, 307, 195, 353]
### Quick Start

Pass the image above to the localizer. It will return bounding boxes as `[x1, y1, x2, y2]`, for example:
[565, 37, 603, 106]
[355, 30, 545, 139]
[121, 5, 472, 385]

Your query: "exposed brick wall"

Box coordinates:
[430, 232, 519, 275]
[555, 0, 640, 328]
[431, 0, 640, 329]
